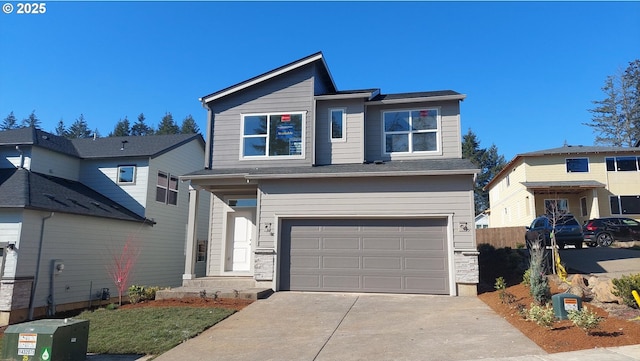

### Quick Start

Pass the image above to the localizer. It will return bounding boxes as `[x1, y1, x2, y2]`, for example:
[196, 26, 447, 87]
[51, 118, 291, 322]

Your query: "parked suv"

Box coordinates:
[525, 214, 584, 249]
[583, 217, 640, 247]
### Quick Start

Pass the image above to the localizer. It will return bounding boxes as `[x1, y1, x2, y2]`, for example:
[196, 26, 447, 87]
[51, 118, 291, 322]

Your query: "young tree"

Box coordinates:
[55, 119, 67, 137]
[21, 110, 41, 129]
[156, 112, 179, 135]
[107, 236, 141, 306]
[110, 117, 131, 137]
[131, 113, 154, 136]
[66, 114, 92, 139]
[1, 111, 18, 130]
[586, 59, 640, 146]
[462, 129, 507, 214]
[180, 114, 200, 134]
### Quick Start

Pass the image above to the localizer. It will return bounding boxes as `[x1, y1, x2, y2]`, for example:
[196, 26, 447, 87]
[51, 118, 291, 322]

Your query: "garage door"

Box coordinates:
[280, 218, 449, 294]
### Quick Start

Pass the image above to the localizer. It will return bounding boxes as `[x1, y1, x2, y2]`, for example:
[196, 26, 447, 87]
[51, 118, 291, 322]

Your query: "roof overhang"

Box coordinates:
[522, 181, 606, 194]
[315, 89, 380, 101]
[366, 94, 466, 105]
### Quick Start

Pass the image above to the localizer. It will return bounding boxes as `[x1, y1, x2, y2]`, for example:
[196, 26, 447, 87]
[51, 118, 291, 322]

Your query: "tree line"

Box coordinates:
[0, 111, 200, 138]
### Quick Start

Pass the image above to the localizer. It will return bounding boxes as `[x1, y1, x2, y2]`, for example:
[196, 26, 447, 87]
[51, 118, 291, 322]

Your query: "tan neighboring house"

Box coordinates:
[485, 145, 640, 228]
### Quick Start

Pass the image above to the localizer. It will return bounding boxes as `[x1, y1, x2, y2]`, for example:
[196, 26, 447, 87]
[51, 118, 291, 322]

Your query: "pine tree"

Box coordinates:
[586, 59, 640, 146]
[55, 119, 67, 136]
[180, 114, 200, 134]
[462, 129, 506, 214]
[156, 112, 179, 135]
[110, 117, 131, 137]
[67, 114, 92, 139]
[21, 110, 41, 129]
[131, 113, 154, 136]
[1, 111, 18, 131]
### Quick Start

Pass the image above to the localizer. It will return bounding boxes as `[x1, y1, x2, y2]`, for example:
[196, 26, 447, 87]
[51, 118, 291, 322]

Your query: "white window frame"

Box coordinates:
[156, 171, 178, 206]
[544, 198, 569, 215]
[240, 111, 306, 159]
[117, 165, 136, 184]
[382, 107, 441, 155]
[329, 108, 346, 142]
[565, 157, 590, 173]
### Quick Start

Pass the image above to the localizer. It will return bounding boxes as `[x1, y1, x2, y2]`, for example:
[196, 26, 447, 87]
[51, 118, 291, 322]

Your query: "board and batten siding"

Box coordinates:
[257, 175, 475, 251]
[79, 159, 149, 217]
[208, 64, 316, 169]
[364, 101, 462, 162]
[315, 99, 365, 165]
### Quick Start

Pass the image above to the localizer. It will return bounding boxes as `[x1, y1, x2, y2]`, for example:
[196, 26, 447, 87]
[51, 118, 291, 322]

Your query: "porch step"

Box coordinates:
[156, 287, 273, 301]
[183, 276, 257, 289]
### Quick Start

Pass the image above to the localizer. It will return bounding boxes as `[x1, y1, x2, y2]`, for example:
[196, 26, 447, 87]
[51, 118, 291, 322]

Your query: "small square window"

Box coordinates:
[117, 165, 136, 184]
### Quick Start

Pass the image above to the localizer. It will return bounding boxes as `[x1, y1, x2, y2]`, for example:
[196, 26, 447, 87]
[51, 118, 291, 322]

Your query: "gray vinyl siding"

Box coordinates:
[206, 194, 226, 276]
[79, 158, 149, 217]
[208, 64, 315, 169]
[258, 175, 475, 251]
[315, 99, 365, 165]
[29, 147, 81, 180]
[365, 100, 462, 162]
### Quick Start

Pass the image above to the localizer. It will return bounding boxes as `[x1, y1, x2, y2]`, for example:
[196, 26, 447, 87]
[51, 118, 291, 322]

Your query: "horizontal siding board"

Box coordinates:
[316, 100, 364, 165]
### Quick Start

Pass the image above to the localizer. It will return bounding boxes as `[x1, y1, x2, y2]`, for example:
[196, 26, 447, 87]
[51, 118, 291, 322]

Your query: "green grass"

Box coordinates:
[76, 306, 235, 355]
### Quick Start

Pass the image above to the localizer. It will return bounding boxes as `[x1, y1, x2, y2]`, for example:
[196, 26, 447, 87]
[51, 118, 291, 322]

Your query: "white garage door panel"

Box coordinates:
[280, 218, 449, 294]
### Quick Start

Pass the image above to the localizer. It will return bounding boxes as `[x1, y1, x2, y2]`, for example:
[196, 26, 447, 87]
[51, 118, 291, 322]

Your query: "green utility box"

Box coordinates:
[552, 293, 582, 320]
[1, 318, 89, 361]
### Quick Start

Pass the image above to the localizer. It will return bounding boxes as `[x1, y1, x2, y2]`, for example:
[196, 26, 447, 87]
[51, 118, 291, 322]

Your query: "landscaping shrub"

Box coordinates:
[128, 284, 161, 304]
[478, 243, 527, 291]
[568, 307, 603, 335]
[527, 241, 551, 305]
[612, 273, 640, 309]
[526, 303, 555, 328]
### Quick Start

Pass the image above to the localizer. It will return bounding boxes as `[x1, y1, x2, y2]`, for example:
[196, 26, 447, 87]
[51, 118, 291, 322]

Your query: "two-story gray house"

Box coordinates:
[182, 52, 480, 296]
[0, 127, 209, 324]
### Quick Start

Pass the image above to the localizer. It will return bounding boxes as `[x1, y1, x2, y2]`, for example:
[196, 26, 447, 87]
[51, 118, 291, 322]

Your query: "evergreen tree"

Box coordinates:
[131, 113, 154, 136]
[110, 117, 131, 137]
[21, 110, 41, 129]
[1, 111, 18, 131]
[55, 119, 67, 136]
[586, 59, 640, 146]
[67, 114, 92, 139]
[156, 112, 179, 135]
[462, 129, 506, 214]
[180, 114, 200, 134]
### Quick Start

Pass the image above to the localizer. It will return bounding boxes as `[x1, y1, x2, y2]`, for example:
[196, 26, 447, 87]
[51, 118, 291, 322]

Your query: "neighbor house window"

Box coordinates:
[545, 199, 568, 214]
[383, 108, 439, 153]
[197, 240, 207, 262]
[610, 195, 640, 215]
[330, 108, 345, 141]
[117, 165, 136, 184]
[156, 171, 178, 205]
[606, 156, 640, 171]
[566, 158, 589, 173]
[580, 197, 588, 217]
[242, 112, 305, 158]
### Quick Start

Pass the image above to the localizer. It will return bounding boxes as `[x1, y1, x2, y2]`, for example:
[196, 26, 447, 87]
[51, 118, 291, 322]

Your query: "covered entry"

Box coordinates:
[279, 218, 449, 294]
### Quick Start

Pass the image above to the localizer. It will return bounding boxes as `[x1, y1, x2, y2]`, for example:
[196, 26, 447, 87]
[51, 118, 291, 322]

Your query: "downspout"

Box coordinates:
[16, 146, 24, 168]
[28, 212, 54, 320]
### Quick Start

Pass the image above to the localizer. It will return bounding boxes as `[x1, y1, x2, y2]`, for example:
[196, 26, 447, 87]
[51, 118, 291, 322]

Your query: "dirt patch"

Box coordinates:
[478, 281, 640, 353]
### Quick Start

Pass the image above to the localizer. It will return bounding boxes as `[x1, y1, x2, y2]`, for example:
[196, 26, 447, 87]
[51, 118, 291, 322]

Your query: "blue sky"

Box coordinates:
[1, 1, 639, 161]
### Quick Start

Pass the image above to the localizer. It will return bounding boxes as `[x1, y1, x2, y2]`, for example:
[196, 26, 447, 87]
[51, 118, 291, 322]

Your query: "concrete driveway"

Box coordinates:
[559, 247, 640, 278]
[152, 292, 544, 361]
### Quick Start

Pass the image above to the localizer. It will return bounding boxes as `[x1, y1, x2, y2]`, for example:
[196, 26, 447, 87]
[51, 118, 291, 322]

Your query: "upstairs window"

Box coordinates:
[606, 156, 640, 171]
[117, 165, 136, 184]
[330, 108, 345, 141]
[156, 171, 178, 205]
[242, 112, 304, 158]
[566, 158, 589, 172]
[383, 108, 439, 153]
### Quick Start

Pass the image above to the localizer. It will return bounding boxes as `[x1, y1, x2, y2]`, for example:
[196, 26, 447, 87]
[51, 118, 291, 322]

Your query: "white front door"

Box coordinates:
[229, 210, 253, 272]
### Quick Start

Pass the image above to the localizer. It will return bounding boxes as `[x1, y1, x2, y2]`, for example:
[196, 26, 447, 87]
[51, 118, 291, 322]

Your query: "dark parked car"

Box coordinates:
[583, 217, 640, 247]
[525, 214, 584, 249]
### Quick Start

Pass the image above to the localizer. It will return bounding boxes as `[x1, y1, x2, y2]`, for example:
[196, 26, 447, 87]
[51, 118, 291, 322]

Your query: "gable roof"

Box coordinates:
[199, 52, 337, 104]
[0, 127, 204, 159]
[0, 168, 152, 223]
[485, 145, 640, 190]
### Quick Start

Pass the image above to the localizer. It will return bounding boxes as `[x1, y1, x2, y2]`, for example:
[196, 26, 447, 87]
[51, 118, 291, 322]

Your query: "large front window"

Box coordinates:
[383, 109, 439, 153]
[242, 112, 304, 158]
[610, 195, 640, 215]
[606, 156, 640, 171]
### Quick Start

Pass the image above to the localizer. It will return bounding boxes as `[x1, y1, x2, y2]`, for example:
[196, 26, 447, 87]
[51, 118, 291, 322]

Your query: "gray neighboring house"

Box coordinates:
[181, 52, 480, 297]
[0, 127, 209, 325]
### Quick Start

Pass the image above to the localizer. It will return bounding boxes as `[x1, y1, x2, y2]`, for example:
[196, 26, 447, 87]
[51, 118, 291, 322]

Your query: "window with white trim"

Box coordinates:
[610, 195, 640, 215]
[383, 108, 439, 153]
[545, 199, 568, 215]
[242, 112, 304, 158]
[606, 156, 640, 171]
[197, 240, 207, 262]
[566, 158, 589, 173]
[329, 108, 345, 141]
[156, 171, 178, 205]
[117, 165, 136, 184]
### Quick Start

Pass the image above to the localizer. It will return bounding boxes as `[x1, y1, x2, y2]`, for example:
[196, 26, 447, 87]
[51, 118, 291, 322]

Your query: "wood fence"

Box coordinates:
[475, 227, 526, 249]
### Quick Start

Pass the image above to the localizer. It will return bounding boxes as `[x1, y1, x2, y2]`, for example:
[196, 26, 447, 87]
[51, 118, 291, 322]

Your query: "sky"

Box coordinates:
[1, 1, 639, 161]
